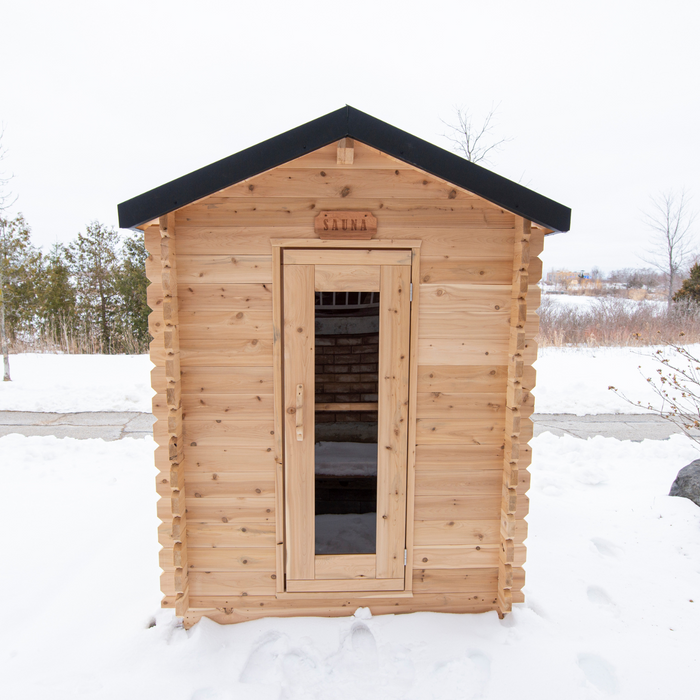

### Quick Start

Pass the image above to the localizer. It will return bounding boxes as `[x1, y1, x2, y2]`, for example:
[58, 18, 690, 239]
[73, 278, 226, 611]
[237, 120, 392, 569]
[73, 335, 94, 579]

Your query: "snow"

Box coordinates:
[541, 294, 665, 311]
[0, 346, 689, 417]
[534, 345, 694, 415]
[0, 353, 154, 413]
[2, 430, 700, 699]
[315, 441, 377, 476]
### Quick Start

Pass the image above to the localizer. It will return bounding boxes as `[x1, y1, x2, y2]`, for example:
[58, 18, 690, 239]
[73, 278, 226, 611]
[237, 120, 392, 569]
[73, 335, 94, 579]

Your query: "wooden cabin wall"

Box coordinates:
[144, 142, 542, 625]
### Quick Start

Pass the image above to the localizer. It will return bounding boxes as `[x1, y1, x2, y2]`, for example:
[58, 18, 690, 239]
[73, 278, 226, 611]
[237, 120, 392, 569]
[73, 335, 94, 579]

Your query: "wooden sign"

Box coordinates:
[315, 211, 377, 240]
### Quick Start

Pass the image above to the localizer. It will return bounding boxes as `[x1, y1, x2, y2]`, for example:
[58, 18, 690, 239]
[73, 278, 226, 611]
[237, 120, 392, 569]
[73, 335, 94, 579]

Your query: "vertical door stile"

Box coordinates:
[282, 248, 413, 592]
[283, 264, 316, 580]
[376, 265, 411, 579]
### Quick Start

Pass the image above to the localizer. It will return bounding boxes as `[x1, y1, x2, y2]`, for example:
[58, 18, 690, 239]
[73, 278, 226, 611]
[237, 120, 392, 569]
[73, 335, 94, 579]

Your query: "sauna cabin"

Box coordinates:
[118, 106, 571, 627]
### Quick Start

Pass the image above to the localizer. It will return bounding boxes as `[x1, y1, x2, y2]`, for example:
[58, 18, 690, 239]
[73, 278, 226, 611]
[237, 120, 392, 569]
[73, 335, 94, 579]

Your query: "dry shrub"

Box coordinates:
[537, 296, 700, 347]
[8, 317, 147, 355]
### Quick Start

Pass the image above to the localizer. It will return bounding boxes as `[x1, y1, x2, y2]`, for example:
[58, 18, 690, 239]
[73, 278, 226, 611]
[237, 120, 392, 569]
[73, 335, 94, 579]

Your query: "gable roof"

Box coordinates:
[117, 105, 571, 232]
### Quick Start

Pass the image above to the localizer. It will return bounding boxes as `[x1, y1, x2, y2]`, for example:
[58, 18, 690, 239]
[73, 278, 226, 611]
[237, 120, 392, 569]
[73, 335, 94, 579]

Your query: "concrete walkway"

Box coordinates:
[0, 411, 696, 442]
[0, 411, 155, 441]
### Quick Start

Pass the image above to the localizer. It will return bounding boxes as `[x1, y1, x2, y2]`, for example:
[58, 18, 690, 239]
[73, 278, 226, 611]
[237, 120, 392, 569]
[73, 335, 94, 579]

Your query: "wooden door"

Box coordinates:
[283, 248, 412, 593]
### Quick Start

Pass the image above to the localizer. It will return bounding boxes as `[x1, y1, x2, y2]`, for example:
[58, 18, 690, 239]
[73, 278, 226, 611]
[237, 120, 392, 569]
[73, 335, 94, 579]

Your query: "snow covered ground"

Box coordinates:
[1, 431, 698, 699]
[0, 346, 690, 416]
[0, 353, 153, 413]
[541, 293, 665, 311]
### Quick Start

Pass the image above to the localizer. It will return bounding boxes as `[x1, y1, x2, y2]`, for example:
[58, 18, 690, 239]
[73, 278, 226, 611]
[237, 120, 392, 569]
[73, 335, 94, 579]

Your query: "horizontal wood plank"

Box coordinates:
[187, 473, 276, 499]
[179, 310, 273, 340]
[414, 469, 529, 496]
[178, 255, 272, 283]
[181, 366, 274, 394]
[413, 545, 500, 568]
[177, 198, 515, 231]
[414, 519, 528, 546]
[188, 571, 277, 596]
[183, 420, 275, 447]
[286, 578, 404, 593]
[285, 248, 411, 265]
[314, 265, 380, 291]
[414, 495, 529, 520]
[315, 554, 376, 580]
[417, 364, 536, 393]
[420, 258, 512, 285]
[419, 284, 511, 312]
[415, 444, 505, 470]
[187, 522, 276, 548]
[185, 445, 277, 471]
[215, 167, 486, 200]
[416, 418, 505, 445]
[188, 547, 276, 571]
[184, 591, 526, 625]
[172, 226, 513, 257]
[185, 498, 276, 523]
[178, 283, 272, 311]
[412, 567, 526, 593]
[182, 394, 275, 419]
[152, 340, 273, 366]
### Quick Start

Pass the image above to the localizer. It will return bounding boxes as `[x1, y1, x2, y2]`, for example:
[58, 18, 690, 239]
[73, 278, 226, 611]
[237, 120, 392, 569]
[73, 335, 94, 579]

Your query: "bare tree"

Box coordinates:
[642, 190, 697, 309]
[442, 104, 511, 165]
[0, 127, 16, 381]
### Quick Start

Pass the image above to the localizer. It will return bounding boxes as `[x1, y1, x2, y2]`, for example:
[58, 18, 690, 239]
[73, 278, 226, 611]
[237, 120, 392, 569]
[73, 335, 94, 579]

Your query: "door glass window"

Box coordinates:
[314, 290, 379, 554]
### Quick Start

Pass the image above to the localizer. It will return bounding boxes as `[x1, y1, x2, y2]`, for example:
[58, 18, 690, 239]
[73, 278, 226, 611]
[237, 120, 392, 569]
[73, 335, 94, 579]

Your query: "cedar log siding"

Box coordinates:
[143, 141, 541, 625]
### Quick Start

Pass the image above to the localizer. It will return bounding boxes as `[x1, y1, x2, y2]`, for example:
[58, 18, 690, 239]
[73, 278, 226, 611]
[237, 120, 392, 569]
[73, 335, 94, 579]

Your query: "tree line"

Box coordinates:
[0, 214, 150, 356]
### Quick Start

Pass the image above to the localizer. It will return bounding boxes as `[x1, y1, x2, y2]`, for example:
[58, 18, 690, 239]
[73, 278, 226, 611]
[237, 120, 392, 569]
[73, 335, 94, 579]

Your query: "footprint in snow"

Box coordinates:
[417, 652, 491, 700]
[590, 537, 624, 560]
[466, 651, 491, 697]
[578, 654, 618, 694]
[351, 622, 377, 655]
[586, 585, 619, 615]
[239, 631, 289, 684]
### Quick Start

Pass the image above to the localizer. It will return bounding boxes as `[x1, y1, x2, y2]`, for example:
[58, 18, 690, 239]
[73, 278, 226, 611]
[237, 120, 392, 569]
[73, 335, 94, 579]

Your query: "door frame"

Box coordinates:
[271, 239, 422, 597]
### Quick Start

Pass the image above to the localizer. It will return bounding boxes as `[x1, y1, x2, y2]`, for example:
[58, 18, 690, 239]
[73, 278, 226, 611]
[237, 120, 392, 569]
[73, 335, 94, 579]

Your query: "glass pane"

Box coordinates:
[314, 289, 380, 555]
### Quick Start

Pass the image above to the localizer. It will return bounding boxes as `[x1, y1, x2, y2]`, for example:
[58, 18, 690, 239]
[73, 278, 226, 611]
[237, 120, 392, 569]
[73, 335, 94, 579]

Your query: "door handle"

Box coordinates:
[296, 384, 304, 441]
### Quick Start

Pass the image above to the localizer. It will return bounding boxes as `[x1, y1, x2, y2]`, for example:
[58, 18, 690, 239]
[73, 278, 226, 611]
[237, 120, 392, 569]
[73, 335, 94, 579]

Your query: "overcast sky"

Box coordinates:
[2, 0, 698, 275]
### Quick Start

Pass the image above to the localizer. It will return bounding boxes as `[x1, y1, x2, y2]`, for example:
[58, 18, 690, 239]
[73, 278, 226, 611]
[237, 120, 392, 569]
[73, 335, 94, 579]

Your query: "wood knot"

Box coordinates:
[340, 186, 350, 197]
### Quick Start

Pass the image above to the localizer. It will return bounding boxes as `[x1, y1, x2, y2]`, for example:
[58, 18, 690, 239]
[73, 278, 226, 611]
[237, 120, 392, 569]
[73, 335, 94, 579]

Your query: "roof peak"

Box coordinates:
[118, 106, 570, 232]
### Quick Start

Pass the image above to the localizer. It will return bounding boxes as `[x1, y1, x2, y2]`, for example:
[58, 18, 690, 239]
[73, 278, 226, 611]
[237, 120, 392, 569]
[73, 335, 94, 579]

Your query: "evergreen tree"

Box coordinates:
[69, 222, 121, 352]
[115, 231, 150, 352]
[673, 263, 700, 303]
[38, 242, 77, 346]
[1, 214, 42, 378]
[0, 214, 43, 337]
